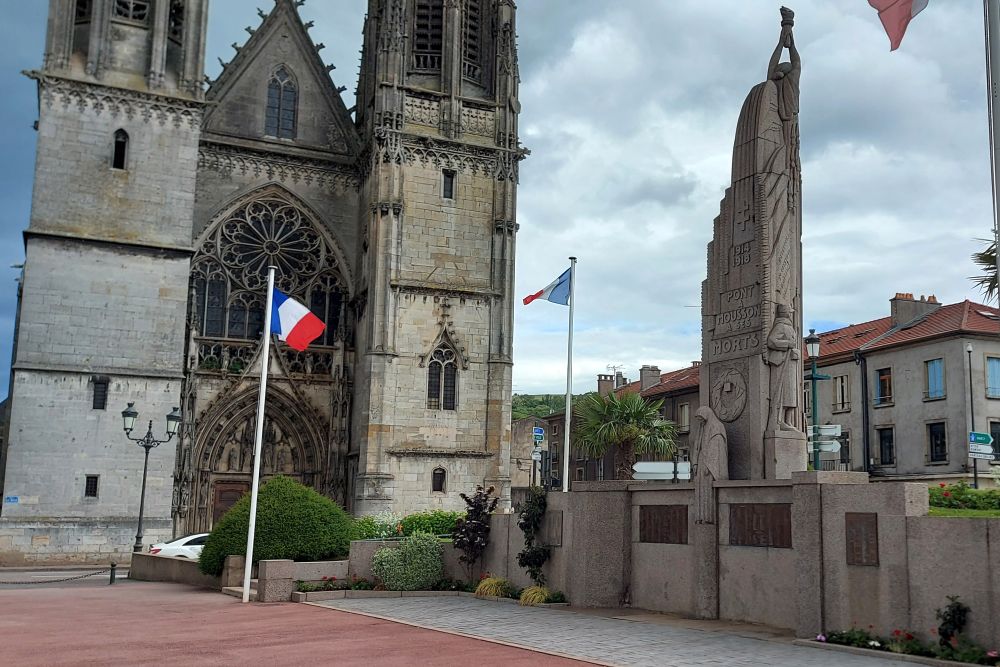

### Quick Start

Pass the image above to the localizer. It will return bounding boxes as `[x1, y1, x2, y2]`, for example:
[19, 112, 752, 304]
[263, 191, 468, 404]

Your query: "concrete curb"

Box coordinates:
[793, 640, 981, 666]
[305, 601, 617, 667]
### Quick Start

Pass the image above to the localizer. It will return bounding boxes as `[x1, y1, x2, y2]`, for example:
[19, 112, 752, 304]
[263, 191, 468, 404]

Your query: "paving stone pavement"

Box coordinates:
[314, 597, 906, 667]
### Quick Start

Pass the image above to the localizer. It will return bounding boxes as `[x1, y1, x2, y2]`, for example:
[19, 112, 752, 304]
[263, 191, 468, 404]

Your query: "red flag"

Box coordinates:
[869, 0, 928, 51]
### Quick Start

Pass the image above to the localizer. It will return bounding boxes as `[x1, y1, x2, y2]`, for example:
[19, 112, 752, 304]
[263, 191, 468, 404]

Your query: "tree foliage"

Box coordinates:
[574, 391, 678, 480]
[198, 476, 354, 576]
[511, 393, 595, 421]
[971, 238, 998, 303]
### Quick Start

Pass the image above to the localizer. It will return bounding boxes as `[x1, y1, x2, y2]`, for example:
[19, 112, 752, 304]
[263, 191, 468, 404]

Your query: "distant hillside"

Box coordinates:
[511, 393, 595, 421]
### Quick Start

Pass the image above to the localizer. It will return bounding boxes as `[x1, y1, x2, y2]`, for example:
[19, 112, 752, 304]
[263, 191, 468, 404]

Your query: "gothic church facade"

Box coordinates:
[0, 0, 522, 563]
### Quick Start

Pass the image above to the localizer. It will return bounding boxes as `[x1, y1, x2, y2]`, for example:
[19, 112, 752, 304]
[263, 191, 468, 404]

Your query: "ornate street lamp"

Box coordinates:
[805, 329, 822, 472]
[122, 403, 181, 553]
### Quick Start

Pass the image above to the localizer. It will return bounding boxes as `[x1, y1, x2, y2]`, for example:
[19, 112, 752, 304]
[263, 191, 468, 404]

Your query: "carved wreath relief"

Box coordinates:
[711, 366, 748, 423]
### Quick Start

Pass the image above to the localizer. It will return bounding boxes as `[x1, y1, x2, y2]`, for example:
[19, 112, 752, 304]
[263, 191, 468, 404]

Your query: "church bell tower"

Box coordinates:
[0, 0, 209, 560]
[352, 0, 525, 513]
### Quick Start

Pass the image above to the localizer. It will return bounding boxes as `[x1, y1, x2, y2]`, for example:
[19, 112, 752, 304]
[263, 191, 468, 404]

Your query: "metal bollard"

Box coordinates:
[109, 562, 117, 585]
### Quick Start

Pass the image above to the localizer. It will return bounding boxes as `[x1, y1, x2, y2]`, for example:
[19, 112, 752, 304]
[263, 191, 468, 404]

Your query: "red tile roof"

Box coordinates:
[812, 316, 894, 362]
[860, 300, 1000, 352]
[615, 364, 701, 399]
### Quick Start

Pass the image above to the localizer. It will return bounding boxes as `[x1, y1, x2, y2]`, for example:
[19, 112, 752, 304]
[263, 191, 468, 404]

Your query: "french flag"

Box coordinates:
[270, 288, 326, 351]
[523, 268, 571, 306]
[869, 0, 928, 51]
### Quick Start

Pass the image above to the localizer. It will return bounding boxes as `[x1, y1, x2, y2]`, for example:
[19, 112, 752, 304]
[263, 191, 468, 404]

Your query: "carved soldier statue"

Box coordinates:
[764, 304, 800, 432]
[693, 406, 729, 524]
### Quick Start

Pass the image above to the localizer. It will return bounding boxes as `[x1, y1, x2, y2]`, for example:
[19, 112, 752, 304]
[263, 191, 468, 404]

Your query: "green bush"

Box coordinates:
[371, 531, 444, 591]
[400, 510, 463, 536]
[198, 476, 354, 576]
[929, 482, 1000, 510]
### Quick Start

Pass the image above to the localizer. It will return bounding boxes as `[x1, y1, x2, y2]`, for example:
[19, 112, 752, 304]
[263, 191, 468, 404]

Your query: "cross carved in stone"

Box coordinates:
[736, 199, 753, 234]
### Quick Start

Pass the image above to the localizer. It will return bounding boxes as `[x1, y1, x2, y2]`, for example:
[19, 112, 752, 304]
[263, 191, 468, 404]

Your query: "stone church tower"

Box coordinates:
[0, 0, 522, 563]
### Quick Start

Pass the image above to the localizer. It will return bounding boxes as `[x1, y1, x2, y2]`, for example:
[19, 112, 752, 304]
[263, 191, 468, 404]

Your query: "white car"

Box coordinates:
[149, 533, 209, 559]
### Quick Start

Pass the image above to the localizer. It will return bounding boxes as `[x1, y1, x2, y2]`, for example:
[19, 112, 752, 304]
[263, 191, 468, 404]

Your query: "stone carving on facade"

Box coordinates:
[763, 304, 800, 433]
[28, 72, 204, 129]
[404, 97, 441, 128]
[461, 106, 495, 137]
[710, 366, 747, 423]
[692, 407, 728, 524]
[198, 143, 359, 195]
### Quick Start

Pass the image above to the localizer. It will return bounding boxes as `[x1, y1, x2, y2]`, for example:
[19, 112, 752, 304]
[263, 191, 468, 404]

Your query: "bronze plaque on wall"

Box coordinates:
[729, 504, 792, 548]
[845, 512, 879, 566]
[639, 505, 688, 544]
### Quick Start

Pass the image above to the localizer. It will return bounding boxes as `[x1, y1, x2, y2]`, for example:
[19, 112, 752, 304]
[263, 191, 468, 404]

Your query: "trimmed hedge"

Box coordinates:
[930, 482, 1000, 510]
[370, 532, 443, 591]
[400, 510, 463, 536]
[198, 476, 354, 576]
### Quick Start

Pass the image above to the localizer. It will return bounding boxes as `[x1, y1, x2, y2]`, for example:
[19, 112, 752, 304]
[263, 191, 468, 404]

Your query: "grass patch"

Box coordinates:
[928, 507, 1000, 518]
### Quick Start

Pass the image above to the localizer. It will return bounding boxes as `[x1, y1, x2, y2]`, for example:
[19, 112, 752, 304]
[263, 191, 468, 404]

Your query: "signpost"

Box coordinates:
[968, 432, 997, 469]
[807, 425, 842, 459]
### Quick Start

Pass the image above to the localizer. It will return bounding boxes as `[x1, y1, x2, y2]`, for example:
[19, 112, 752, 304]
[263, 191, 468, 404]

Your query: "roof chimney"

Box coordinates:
[891, 292, 942, 326]
[640, 365, 661, 391]
[597, 374, 614, 396]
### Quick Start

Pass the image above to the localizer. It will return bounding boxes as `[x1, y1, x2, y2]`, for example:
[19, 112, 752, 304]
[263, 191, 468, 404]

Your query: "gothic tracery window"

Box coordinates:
[75, 0, 93, 22]
[427, 347, 457, 411]
[114, 0, 150, 24]
[266, 67, 298, 140]
[191, 196, 346, 347]
[413, 0, 444, 71]
[169, 0, 186, 43]
[462, 0, 483, 82]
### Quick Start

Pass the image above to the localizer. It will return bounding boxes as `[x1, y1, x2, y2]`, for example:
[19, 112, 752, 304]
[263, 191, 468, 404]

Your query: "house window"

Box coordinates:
[832, 375, 850, 412]
[928, 422, 948, 463]
[552, 423, 560, 436]
[990, 421, 1000, 459]
[924, 358, 945, 400]
[114, 0, 150, 23]
[427, 347, 458, 410]
[92, 376, 109, 410]
[876, 427, 894, 466]
[168, 0, 185, 43]
[988, 357, 1000, 398]
[597, 461, 605, 481]
[677, 403, 690, 433]
[803, 381, 812, 417]
[112, 130, 129, 170]
[265, 67, 298, 140]
[839, 430, 851, 465]
[462, 0, 483, 82]
[875, 368, 893, 405]
[413, 0, 444, 71]
[84, 475, 99, 498]
[432, 467, 446, 493]
[442, 170, 456, 199]
[575, 467, 585, 482]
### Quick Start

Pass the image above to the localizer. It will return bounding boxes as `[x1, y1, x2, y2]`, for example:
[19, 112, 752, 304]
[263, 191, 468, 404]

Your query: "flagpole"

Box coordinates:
[562, 257, 577, 493]
[984, 0, 1000, 303]
[242, 265, 277, 603]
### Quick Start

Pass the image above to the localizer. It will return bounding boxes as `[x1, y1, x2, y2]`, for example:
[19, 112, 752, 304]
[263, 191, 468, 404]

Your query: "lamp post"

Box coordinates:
[122, 403, 181, 553]
[967, 342, 979, 489]
[805, 329, 822, 472]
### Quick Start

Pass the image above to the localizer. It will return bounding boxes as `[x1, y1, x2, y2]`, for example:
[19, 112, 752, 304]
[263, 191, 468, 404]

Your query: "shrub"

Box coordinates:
[546, 590, 567, 604]
[516, 486, 550, 586]
[354, 511, 404, 540]
[929, 482, 1000, 511]
[453, 486, 499, 581]
[371, 531, 444, 591]
[401, 510, 464, 536]
[519, 585, 550, 606]
[198, 476, 354, 576]
[475, 576, 514, 599]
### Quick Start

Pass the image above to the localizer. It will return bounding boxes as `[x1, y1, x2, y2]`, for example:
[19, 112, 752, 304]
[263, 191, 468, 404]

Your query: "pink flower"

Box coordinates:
[816, 634, 827, 642]
[988, 650, 999, 658]
[939, 483, 947, 488]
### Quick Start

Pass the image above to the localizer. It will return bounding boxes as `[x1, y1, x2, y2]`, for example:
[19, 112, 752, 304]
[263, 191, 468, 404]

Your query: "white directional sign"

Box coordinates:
[969, 443, 995, 455]
[809, 424, 842, 438]
[807, 441, 841, 454]
[970, 452, 996, 461]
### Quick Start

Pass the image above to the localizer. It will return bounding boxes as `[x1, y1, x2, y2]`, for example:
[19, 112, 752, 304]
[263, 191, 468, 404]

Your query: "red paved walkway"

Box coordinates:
[0, 581, 590, 666]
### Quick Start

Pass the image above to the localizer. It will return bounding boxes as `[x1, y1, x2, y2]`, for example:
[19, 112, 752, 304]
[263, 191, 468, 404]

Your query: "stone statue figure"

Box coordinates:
[764, 304, 800, 432]
[768, 7, 801, 177]
[226, 443, 239, 472]
[693, 406, 728, 524]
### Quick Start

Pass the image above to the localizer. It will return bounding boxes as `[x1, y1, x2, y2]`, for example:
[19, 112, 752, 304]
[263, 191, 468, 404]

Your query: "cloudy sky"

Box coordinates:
[0, 1, 994, 397]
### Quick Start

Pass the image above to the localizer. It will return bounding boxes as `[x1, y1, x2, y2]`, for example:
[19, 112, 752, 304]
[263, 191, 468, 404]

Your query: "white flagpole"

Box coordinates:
[242, 265, 277, 603]
[562, 257, 577, 493]
[983, 0, 1000, 303]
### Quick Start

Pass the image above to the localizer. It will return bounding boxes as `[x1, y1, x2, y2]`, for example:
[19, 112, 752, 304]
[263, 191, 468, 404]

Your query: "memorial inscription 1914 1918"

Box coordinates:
[698, 7, 807, 481]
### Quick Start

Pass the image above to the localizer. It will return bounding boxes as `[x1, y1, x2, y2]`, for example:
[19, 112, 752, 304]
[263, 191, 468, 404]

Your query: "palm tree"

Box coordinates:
[573, 391, 678, 480]
[971, 238, 998, 303]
